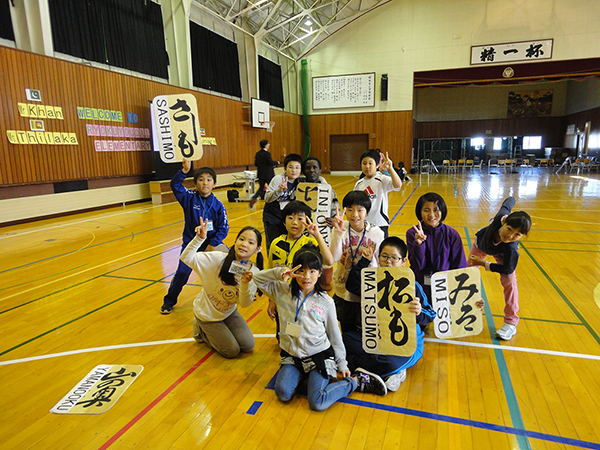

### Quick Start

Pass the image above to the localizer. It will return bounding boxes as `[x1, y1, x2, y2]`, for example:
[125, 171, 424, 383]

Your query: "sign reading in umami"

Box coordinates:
[50, 365, 143, 414]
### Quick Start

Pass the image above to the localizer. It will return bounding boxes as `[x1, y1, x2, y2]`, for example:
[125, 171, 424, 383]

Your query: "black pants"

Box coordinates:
[251, 178, 268, 200]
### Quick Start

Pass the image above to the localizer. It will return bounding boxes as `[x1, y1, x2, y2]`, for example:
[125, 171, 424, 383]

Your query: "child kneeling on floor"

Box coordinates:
[250, 247, 388, 410]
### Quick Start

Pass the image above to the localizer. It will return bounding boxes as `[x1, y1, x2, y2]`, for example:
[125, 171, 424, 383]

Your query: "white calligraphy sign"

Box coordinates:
[432, 267, 483, 339]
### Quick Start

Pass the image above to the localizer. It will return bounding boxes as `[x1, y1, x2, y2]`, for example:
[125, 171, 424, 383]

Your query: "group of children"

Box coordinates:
[160, 148, 532, 410]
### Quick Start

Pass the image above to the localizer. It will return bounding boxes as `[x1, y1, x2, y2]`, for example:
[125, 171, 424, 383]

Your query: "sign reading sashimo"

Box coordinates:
[50, 364, 143, 414]
[431, 267, 483, 339]
[152, 94, 202, 163]
[297, 183, 332, 246]
[361, 267, 416, 356]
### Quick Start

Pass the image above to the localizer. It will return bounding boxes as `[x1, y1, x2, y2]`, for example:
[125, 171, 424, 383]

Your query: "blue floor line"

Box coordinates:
[464, 227, 531, 450]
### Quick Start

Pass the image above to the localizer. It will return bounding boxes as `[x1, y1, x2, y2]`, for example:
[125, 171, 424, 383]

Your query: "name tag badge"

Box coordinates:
[206, 220, 214, 231]
[424, 274, 432, 286]
[229, 260, 249, 275]
[285, 322, 301, 337]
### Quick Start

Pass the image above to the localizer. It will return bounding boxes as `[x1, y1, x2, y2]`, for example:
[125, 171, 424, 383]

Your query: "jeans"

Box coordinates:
[275, 363, 357, 411]
[193, 309, 255, 358]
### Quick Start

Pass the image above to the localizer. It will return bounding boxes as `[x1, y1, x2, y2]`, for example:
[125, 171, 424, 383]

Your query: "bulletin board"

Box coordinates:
[312, 73, 375, 109]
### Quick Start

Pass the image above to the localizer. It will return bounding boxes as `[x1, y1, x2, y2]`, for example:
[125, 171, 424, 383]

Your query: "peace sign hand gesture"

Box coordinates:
[195, 217, 209, 240]
[413, 221, 427, 246]
[303, 216, 320, 238]
[279, 176, 289, 192]
[381, 152, 393, 172]
[281, 264, 302, 283]
[361, 241, 377, 262]
[333, 205, 346, 232]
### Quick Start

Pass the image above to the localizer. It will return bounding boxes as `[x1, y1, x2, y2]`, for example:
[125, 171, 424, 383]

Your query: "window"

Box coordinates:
[471, 137, 484, 149]
[523, 136, 542, 150]
[493, 138, 503, 150]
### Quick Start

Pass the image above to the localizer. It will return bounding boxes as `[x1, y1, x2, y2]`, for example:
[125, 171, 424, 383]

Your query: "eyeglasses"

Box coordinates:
[379, 254, 403, 263]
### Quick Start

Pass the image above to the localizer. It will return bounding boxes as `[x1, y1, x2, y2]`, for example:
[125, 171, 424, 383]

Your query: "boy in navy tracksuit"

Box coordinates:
[161, 159, 229, 314]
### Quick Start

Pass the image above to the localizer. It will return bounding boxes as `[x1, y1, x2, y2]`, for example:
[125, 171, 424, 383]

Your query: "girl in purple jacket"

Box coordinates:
[406, 192, 468, 304]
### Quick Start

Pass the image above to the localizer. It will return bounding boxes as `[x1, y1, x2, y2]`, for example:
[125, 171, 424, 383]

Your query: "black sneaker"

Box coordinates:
[160, 304, 173, 315]
[354, 368, 387, 396]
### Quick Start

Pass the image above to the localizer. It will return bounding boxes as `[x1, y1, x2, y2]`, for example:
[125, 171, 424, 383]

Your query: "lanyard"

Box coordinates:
[348, 224, 367, 265]
[295, 289, 315, 322]
[198, 195, 214, 218]
[280, 180, 297, 202]
[284, 235, 302, 266]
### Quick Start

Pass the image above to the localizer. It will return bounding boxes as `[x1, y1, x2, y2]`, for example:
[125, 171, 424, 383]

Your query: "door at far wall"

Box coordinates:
[330, 134, 370, 172]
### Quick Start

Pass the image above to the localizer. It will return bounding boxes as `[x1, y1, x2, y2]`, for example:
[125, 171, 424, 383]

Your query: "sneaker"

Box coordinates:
[249, 198, 257, 208]
[160, 304, 173, 315]
[354, 368, 387, 396]
[384, 370, 406, 392]
[496, 323, 517, 340]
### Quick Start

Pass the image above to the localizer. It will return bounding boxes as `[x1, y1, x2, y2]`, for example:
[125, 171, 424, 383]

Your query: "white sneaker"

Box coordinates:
[496, 323, 517, 340]
[384, 370, 406, 392]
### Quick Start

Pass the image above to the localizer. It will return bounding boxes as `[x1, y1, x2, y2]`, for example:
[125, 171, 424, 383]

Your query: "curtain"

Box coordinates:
[1, 0, 15, 41]
[190, 21, 242, 98]
[259, 55, 284, 109]
[49, 0, 168, 79]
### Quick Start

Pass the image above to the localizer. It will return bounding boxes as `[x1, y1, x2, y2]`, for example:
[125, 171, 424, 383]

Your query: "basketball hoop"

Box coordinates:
[260, 121, 276, 133]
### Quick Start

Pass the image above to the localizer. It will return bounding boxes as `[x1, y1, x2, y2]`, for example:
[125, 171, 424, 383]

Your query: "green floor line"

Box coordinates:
[102, 274, 201, 287]
[0, 249, 179, 315]
[0, 264, 88, 291]
[490, 314, 583, 326]
[520, 243, 600, 347]
[464, 228, 531, 450]
[0, 279, 163, 358]
[0, 219, 184, 275]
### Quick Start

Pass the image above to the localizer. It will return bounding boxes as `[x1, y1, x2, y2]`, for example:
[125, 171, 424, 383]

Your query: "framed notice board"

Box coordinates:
[312, 73, 375, 109]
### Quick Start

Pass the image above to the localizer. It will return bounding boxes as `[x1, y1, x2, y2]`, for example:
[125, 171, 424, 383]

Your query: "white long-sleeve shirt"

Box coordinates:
[253, 267, 349, 372]
[181, 235, 259, 322]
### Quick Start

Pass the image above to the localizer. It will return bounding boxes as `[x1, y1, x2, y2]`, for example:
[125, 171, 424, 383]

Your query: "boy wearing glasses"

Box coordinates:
[342, 236, 435, 392]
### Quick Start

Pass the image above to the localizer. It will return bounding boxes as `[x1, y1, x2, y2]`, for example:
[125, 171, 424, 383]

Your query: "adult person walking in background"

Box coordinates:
[250, 139, 279, 208]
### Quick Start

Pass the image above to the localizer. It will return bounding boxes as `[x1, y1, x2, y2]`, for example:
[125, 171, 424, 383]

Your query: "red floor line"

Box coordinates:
[99, 309, 263, 449]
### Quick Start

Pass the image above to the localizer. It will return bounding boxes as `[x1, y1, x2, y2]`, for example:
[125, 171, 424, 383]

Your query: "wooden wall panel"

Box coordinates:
[0, 46, 302, 187]
[308, 110, 414, 172]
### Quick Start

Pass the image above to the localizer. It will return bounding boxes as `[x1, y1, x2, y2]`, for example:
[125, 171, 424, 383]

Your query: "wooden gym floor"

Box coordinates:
[1, 168, 599, 450]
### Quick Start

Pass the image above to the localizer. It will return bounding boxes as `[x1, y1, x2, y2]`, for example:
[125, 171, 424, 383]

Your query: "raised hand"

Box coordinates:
[194, 217, 209, 239]
[332, 205, 346, 232]
[281, 264, 302, 283]
[412, 221, 427, 245]
[182, 158, 192, 174]
[279, 176, 289, 192]
[381, 151, 393, 171]
[361, 241, 377, 262]
[303, 216, 320, 237]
